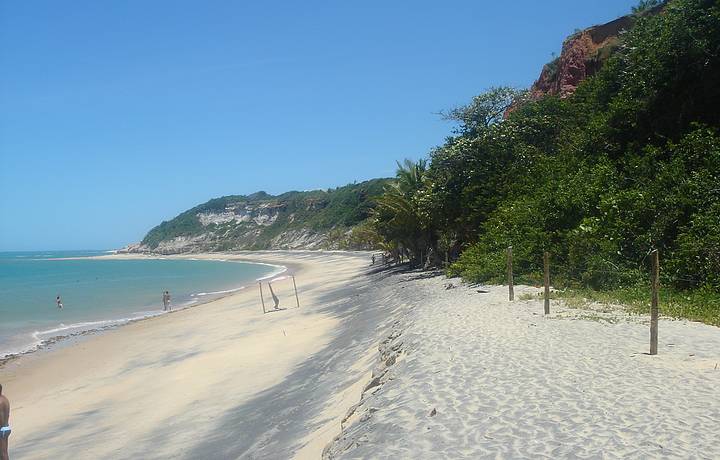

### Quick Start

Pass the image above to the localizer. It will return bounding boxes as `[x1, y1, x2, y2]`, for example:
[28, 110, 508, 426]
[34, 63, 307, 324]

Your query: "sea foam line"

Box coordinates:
[1, 311, 164, 360]
[192, 286, 247, 297]
[256, 264, 288, 281]
[31, 314, 160, 339]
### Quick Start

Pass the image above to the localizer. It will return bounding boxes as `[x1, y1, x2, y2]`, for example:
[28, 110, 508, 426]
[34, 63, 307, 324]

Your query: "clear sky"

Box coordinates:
[0, 0, 639, 251]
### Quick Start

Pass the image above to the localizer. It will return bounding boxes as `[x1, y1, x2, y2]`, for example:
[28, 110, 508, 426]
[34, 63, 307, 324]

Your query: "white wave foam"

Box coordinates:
[267, 275, 290, 283]
[31, 315, 152, 339]
[1, 313, 156, 359]
[256, 265, 288, 281]
[192, 286, 247, 297]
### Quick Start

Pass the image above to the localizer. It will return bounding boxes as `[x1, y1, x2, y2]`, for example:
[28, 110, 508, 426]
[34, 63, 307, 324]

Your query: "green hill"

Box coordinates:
[134, 178, 390, 253]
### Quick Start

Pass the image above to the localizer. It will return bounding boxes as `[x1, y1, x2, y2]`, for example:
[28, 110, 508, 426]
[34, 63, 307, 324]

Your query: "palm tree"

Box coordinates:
[395, 158, 427, 196]
[373, 159, 436, 266]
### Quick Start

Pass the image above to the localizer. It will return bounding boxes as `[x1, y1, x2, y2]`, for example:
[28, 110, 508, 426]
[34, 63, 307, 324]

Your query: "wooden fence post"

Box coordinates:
[543, 251, 550, 315]
[507, 246, 514, 301]
[650, 249, 660, 355]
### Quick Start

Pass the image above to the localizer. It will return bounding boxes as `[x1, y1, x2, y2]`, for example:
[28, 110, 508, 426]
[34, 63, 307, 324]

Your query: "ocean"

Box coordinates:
[0, 250, 283, 358]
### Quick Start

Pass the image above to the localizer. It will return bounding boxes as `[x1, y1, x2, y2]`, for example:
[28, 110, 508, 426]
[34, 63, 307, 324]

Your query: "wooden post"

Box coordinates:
[543, 251, 550, 315]
[507, 246, 514, 301]
[292, 275, 300, 309]
[650, 249, 660, 355]
[259, 282, 266, 313]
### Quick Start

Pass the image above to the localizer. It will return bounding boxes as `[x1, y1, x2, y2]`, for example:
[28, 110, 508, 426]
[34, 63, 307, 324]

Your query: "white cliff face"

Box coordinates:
[124, 228, 332, 254]
[269, 229, 327, 249]
[128, 177, 389, 254]
[154, 234, 212, 253]
[197, 202, 281, 227]
[126, 199, 336, 254]
[197, 211, 242, 226]
[119, 234, 213, 254]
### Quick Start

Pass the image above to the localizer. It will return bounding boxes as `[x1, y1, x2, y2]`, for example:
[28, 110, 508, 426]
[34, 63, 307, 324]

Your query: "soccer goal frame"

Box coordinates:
[258, 275, 301, 314]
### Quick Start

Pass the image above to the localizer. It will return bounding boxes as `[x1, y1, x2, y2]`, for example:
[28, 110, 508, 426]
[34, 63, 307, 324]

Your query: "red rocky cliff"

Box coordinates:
[530, 14, 635, 99]
[526, 4, 664, 102]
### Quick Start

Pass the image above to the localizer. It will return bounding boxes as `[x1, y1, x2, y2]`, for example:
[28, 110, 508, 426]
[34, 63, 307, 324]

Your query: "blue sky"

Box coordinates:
[0, 0, 639, 250]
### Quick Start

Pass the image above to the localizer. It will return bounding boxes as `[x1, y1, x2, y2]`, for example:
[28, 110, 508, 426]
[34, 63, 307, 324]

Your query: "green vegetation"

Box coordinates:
[141, 178, 390, 250]
[632, 0, 667, 13]
[554, 285, 720, 326]
[370, 0, 720, 322]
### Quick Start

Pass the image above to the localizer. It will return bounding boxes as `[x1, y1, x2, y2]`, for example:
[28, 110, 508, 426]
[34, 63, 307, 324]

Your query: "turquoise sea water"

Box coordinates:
[0, 251, 282, 358]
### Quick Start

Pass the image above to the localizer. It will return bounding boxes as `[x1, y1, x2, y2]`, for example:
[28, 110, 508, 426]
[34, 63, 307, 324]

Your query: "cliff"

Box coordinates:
[528, 5, 664, 101]
[125, 179, 390, 254]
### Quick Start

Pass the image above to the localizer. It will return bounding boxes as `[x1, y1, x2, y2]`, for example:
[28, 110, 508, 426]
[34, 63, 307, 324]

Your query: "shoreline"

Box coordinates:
[0, 250, 383, 459]
[0, 280, 258, 369]
[0, 253, 289, 365]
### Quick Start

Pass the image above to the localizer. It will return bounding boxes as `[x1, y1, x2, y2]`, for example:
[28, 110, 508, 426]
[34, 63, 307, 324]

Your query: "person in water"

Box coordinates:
[56, 295, 63, 309]
[0, 383, 10, 460]
[164, 291, 171, 311]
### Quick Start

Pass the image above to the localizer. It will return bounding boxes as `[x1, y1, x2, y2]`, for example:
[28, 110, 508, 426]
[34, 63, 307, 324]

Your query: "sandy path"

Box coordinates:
[0, 251, 389, 459]
[327, 270, 720, 459]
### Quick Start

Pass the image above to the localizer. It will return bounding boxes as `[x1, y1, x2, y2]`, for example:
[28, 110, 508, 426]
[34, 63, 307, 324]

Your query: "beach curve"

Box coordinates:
[0, 250, 387, 459]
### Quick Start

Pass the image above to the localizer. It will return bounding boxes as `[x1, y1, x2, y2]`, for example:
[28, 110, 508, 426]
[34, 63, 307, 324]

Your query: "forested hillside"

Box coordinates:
[133, 179, 389, 253]
[369, 0, 720, 323]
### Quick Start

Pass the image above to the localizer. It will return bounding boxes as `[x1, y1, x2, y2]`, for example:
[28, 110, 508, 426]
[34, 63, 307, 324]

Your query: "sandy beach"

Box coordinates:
[3, 254, 720, 459]
[0, 251, 391, 459]
[325, 270, 720, 459]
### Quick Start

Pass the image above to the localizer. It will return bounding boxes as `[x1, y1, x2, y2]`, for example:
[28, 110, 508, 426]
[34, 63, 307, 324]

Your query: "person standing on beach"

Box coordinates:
[164, 291, 171, 311]
[56, 295, 63, 310]
[0, 383, 10, 460]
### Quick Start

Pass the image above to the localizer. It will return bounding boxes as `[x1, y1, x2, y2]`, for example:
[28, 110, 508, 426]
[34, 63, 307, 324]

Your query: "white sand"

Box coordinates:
[0, 251, 388, 460]
[326, 271, 720, 459]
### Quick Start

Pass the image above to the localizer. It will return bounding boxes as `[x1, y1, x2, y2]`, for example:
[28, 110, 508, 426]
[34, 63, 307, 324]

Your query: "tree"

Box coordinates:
[632, 0, 665, 14]
[372, 159, 435, 266]
[441, 86, 527, 136]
